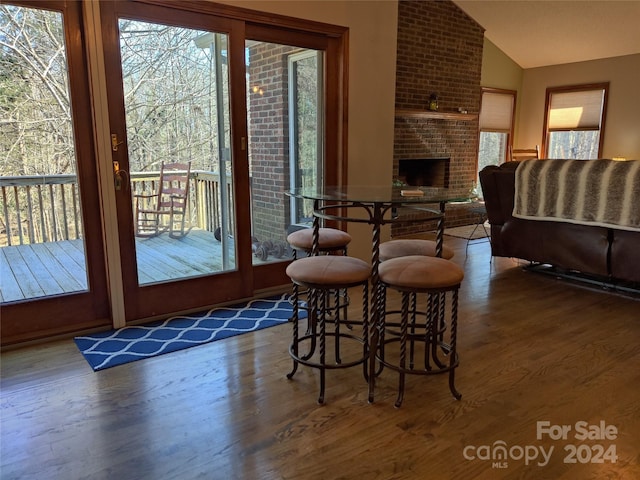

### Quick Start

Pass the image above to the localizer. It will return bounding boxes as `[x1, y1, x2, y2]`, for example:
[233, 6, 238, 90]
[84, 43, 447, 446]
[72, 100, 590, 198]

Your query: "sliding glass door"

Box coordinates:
[246, 42, 324, 264]
[0, 1, 110, 343]
[1, 0, 347, 341]
[116, 20, 237, 283]
[100, 1, 253, 320]
[100, 1, 345, 321]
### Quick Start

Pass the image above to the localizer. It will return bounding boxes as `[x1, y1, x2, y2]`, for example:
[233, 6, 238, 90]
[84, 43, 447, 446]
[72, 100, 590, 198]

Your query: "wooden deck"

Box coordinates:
[0, 229, 268, 303]
[1, 238, 88, 303]
[133, 228, 237, 285]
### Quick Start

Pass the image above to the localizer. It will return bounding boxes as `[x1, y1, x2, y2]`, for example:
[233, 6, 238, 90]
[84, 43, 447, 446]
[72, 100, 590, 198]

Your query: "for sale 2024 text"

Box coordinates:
[537, 420, 618, 465]
[462, 420, 618, 469]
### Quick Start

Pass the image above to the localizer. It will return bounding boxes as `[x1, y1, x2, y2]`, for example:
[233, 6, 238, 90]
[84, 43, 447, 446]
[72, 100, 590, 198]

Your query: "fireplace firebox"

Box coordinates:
[397, 157, 450, 187]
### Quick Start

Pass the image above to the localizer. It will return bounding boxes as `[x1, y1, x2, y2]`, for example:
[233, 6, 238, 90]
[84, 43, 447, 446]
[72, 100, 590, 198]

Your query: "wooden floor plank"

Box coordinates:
[1, 229, 280, 302]
[143, 235, 214, 274]
[12, 244, 66, 296]
[31, 243, 85, 293]
[54, 238, 87, 268]
[40, 241, 87, 287]
[134, 238, 205, 278]
[135, 255, 172, 284]
[1, 236, 638, 479]
[0, 249, 23, 303]
[162, 234, 234, 270]
[1, 246, 44, 300]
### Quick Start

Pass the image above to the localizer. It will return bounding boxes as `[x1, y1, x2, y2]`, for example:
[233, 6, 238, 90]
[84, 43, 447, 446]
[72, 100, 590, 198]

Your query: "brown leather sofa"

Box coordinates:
[479, 161, 640, 284]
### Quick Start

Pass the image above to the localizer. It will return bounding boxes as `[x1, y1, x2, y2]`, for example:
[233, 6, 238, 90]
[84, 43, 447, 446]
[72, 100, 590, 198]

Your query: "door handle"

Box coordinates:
[113, 160, 128, 191]
[111, 133, 124, 152]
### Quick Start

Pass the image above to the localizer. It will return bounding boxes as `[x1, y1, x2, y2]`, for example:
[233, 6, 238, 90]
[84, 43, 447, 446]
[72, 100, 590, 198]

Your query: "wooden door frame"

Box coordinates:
[99, 0, 348, 321]
[1, 0, 349, 343]
[1, 0, 111, 345]
[99, 1, 254, 321]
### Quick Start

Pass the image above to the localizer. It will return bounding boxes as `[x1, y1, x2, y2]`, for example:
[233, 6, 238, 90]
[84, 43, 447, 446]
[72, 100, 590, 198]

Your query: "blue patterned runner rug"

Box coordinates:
[74, 293, 300, 371]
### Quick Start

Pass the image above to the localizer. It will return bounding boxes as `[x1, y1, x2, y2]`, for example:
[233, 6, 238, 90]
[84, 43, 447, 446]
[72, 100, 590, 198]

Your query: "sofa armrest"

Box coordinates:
[479, 162, 520, 226]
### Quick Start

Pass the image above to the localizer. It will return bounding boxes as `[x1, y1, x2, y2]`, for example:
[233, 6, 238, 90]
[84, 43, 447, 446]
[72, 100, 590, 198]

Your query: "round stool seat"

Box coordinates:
[379, 255, 463, 290]
[375, 255, 464, 406]
[286, 254, 371, 404]
[286, 255, 370, 287]
[287, 228, 352, 251]
[379, 239, 454, 261]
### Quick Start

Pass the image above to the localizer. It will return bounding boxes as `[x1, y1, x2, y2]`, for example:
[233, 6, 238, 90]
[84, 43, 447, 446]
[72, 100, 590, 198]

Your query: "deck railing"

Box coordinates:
[0, 171, 232, 247]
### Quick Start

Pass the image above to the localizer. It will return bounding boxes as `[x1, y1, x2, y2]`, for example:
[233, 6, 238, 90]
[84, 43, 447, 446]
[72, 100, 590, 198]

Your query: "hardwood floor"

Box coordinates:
[1, 236, 639, 479]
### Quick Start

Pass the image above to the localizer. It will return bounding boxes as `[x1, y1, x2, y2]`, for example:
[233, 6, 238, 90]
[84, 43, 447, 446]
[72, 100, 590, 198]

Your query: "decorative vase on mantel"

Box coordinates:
[428, 93, 438, 112]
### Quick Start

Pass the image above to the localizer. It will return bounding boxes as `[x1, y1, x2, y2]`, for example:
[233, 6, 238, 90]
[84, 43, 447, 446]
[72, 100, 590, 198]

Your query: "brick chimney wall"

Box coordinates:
[393, 0, 485, 236]
[248, 43, 296, 244]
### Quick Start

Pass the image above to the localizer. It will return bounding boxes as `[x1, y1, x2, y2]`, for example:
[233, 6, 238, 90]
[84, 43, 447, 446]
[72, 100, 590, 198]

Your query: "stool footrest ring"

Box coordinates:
[289, 331, 367, 370]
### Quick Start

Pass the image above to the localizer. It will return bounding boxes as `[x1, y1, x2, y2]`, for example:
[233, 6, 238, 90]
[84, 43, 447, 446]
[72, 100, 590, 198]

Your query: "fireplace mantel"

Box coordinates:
[395, 108, 478, 121]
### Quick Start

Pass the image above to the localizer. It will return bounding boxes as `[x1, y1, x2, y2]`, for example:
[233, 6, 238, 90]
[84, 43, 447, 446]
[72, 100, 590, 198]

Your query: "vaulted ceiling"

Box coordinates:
[453, 1, 640, 69]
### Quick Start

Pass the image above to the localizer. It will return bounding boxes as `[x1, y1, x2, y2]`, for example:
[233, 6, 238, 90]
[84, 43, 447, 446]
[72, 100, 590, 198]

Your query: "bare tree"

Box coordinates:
[118, 19, 224, 173]
[0, 5, 74, 176]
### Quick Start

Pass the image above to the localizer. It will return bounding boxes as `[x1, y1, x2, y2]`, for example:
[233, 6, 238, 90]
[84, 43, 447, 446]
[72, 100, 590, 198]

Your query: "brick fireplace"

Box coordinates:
[392, 0, 485, 236]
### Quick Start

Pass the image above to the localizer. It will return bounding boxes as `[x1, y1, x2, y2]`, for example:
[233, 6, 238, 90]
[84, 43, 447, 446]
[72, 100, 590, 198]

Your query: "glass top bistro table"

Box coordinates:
[287, 184, 470, 402]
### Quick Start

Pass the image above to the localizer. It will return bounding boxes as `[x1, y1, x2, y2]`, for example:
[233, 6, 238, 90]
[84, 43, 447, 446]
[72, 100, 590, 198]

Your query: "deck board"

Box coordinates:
[15, 244, 67, 296]
[135, 239, 203, 278]
[33, 242, 86, 291]
[2, 246, 45, 300]
[0, 249, 23, 302]
[0, 229, 258, 303]
[54, 238, 87, 268]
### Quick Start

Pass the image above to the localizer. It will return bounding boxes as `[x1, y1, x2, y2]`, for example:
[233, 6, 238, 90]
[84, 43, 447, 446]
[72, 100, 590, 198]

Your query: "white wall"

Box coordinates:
[480, 38, 523, 139]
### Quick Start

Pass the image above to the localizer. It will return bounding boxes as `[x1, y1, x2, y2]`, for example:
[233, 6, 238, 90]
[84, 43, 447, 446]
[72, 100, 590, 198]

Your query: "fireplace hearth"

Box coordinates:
[398, 157, 450, 187]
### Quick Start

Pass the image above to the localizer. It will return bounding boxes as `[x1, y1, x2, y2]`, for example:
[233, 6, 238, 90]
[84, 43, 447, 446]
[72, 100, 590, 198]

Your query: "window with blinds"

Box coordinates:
[477, 88, 516, 197]
[479, 91, 515, 133]
[543, 83, 609, 159]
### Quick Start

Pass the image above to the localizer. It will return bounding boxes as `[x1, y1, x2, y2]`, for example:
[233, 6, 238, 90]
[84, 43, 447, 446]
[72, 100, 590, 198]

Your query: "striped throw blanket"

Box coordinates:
[513, 159, 640, 232]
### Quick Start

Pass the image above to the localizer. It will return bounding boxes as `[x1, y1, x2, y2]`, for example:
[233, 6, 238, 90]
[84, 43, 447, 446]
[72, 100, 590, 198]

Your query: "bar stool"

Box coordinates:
[379, 238, 454, 261]
[286, 255, 370, 404]
[287, 227, 353, 331]
[377, 239, 455, 362]
[287, 227, 352, 258]
[374, 255, 464, 407]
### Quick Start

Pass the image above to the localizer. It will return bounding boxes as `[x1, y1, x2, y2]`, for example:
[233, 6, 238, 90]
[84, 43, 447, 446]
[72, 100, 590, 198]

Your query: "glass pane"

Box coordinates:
[477, 131, 508, 197]
[0, 5, 89, 302]
[246, 42, 323, 264]
[548, 131, 600, 159]
[117, 20, 236, 284]
[290, 52, 321, 227]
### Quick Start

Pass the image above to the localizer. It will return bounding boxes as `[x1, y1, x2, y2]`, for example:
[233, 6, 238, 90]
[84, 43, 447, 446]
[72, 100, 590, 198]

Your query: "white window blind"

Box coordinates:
[479, 92, 514, 131]
[548, 89, 605, 129]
